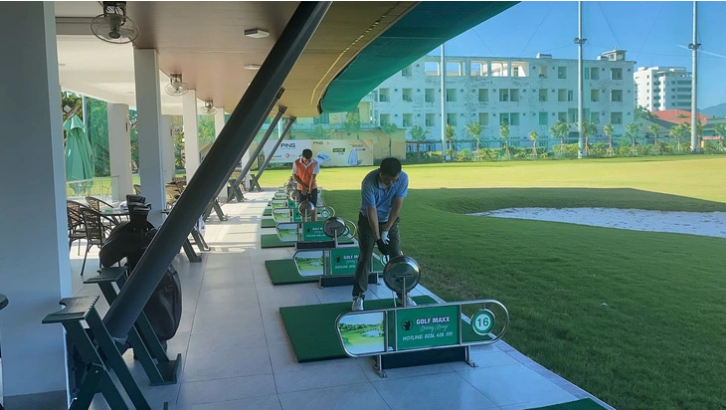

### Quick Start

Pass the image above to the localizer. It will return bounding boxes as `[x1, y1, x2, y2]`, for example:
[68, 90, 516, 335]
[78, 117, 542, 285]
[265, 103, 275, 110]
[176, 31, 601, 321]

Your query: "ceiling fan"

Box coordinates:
[165, 74, 189, 97]
[90, 1, 138, 44]
[199, 101, 217, 116]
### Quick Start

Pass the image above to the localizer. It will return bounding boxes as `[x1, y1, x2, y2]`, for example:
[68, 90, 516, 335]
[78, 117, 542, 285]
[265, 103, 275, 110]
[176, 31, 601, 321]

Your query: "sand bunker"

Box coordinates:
[470, 208, 726, 239]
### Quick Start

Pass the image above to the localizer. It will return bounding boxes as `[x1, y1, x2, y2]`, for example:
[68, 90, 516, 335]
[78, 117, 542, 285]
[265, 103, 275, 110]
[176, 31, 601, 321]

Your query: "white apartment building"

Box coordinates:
[365, 49, 636, 146]
[634, 66, 692, 112]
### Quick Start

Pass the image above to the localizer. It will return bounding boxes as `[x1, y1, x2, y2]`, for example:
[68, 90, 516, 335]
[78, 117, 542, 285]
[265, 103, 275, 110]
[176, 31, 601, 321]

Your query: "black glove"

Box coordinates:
[376, 239, 389, 255]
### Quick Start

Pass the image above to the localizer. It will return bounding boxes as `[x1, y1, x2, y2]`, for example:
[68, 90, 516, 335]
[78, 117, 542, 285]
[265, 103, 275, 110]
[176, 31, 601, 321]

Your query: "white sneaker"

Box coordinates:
[352, 296, 364, 311]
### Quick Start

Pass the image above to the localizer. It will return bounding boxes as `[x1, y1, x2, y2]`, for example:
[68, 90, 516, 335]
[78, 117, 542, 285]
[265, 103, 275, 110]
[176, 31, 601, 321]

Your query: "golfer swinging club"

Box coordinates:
[351, 157, 413, 311]
[292, 148, 320, 221]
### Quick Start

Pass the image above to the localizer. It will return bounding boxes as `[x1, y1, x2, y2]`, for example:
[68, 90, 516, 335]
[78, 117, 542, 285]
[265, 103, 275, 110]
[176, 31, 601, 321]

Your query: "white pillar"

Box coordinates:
[0, 2, 71, 407]
[214, 109, 225, 140]
[182, 91, 200, 180]
[161, 115, 175, 183]
[107, 103, 133, 202]
[133, 49, 166, 225]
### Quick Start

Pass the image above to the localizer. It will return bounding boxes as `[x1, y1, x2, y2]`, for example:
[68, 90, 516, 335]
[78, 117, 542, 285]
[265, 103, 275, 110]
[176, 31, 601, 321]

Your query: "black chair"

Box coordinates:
[79, 208, 116, 276]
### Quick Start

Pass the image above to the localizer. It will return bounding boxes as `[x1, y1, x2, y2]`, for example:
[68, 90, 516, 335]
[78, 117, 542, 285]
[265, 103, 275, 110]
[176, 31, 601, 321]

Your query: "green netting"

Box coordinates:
[320, 1, 517, 113]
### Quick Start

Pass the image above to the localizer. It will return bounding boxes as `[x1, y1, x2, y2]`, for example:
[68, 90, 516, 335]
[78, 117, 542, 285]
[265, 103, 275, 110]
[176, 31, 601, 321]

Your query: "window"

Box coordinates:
[568, 109, 577, 123]
[611, 112, 623, 125]
[499, 89, 510, 102]
[510, 89, 520, 102]
[424, 62, 439, 76]
[478, 89, 489, 102]
[425, 113, 435, 127]
[470, 61, 488, 76]
[591, 89, 600, 102]
[446, 89, 457, 102]
[402, 113, 413, 127]
[379, 88, 390, 102]
[590, 67, 599, 80]
[510, 113, 520, 126]
[558, 66, 567, 79]
[590, 111, 599, 124]
[539, 89, 548, 102]
[567, 90, 574, 102]
[611, 68, 623, 80]
[611, 89, 623, 102]
[479, 113, 489, 126]
[446, 113, 457, 126]
[539, 112, 548, 125]
[402, 88, 413, 102]
[446, 62, 462, 76]
[500, 113, 510, 125]
[584, 68, 590, 80]
[491, 61, 509, 77]
[402, 65, 413, 77]
[558, 112, 567, 122]
[380, 114, 391, 125]
[558, 89, 567, 102]
[538, 66, 547, 79]
[425, 88, 435, 103]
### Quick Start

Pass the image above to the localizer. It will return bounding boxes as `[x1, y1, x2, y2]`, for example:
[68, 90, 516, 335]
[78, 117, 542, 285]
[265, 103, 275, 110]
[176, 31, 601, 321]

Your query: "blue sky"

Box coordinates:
[439, 1, 726, 109]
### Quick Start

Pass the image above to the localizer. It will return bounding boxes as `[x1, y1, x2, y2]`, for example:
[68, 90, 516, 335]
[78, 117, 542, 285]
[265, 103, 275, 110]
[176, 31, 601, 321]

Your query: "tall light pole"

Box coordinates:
[440, 43, 447, 162]
[574, 1, 587, 158]
[688, 0, 700, 153]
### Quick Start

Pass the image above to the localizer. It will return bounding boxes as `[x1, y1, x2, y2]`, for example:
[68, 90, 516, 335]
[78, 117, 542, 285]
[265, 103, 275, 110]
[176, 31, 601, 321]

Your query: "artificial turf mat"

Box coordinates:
[263, 208, 272, 216]
[265, 259, 317, 284]
[527, 399, 604, 410]
[261, 218, 276, 228]
[260, 234, 355, 248]
[280, 296, 437, 362]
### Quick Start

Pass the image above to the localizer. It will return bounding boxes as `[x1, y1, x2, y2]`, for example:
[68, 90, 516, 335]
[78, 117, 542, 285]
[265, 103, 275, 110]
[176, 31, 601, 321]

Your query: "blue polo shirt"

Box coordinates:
[359, 169, 408, 222]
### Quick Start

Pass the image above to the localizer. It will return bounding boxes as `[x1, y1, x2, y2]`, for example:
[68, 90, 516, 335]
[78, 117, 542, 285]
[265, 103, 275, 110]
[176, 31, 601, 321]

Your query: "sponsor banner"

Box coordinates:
[263, 139, 374, 166]
[328, 248, 359, 275]
[337, 312, 386, 355]
[396, 305, 459, 350]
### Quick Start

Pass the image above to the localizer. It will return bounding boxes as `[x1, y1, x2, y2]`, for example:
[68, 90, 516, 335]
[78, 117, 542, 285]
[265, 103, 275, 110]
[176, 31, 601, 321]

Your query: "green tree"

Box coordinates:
[625, 122, 640, 155]
[61, 91, 83, 124]
[197, 115, 216, 145]
[669, 122, 688, 152]
[695, 119, 704, 151]
[648, 124, 661, 154]
[603, 124, 614, 157]
[409, 125, 429, 159]
[713, 123, 726, 152]
[343, 112, 362, 139]
[529, 130, 538, 158]
[500, 122, 510, 158]
[550, 120, 569, 155]
[445, 124, 456, 154]
[85, 98, 109, 176]
[380, 122, 398, 157]
[634, 106, 656, 121]
[465, 122, 483, 160]
[577, 120, 598, 155]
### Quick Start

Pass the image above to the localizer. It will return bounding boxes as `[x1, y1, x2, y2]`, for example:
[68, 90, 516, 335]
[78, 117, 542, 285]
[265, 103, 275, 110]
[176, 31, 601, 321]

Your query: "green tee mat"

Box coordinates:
[263, 208, 272, 216]
[526, 399, 604, 410]
[261, 219, 277, 228]
[260, 234, 355, 249]
[264, 254, 386, 285]
[279, 296, 437, 362]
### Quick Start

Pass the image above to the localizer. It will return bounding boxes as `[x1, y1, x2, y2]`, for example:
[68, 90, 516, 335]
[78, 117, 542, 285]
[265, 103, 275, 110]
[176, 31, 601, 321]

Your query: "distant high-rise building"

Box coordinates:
[634, 67, 692, 112]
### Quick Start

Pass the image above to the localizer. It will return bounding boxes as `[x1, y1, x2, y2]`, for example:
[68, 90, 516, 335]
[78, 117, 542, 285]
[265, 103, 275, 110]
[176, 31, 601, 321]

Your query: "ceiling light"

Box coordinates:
[244, 28, 269, 39]
[244, 64, 261, 70]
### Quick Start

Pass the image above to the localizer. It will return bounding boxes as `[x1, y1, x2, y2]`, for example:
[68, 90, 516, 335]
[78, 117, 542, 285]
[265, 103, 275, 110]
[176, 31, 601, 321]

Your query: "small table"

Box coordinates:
[101, 208, 130, 217]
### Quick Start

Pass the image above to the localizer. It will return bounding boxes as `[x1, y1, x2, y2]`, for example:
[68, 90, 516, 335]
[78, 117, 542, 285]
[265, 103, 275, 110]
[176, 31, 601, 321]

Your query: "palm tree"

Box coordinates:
[669, 122, 687, 153]
[549, 120, 569, 155]
[409, 125, 429, 159]
[578, 120, 598, 155]
[714, 123, 726, 152]
[603, 124, 614, 157]
[648, 124, 660, 154]
[445, 124, 456, 155]
[529, 130, 538, 158]
[625, 122, 640, 156]
[500, 122, 511, 158]
[465, 122, 483, 160]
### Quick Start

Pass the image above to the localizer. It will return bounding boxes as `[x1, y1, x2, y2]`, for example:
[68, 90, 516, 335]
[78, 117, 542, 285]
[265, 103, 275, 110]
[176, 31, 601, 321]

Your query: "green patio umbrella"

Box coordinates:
[63, 115, 94, 194]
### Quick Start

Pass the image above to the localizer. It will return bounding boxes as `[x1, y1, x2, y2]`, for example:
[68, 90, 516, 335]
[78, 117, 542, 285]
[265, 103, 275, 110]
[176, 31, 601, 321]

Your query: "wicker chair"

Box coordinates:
[133, 184, 142, 195]
[85, 196, 121, 224]
[79, 208, 115, 276]
[67, 207, 86, 254]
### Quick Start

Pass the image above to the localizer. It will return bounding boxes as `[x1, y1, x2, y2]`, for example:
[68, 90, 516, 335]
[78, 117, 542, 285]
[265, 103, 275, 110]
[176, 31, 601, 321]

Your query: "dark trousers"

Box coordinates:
[296, 188, 318, 205]
[352, 213, 401, 297]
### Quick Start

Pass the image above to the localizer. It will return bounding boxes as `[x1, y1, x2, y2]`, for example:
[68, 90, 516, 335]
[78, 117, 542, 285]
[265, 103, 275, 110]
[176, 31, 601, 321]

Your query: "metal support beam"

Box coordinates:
[250, 117, 297, 191]
[689, 0, 700, 153]
[232, 105, 287, 192]
[103, 1, 332, 340]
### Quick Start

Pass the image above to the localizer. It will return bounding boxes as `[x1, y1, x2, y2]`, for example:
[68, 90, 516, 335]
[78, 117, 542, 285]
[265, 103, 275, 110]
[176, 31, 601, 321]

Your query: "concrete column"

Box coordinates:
[133, 48, 166, 225]
[0, 2, 71, 407]
[107, 103, 133, 202]
[182, 91, 200, 180]
[161, 115, 175, 183]
[214, 109, 226, 140]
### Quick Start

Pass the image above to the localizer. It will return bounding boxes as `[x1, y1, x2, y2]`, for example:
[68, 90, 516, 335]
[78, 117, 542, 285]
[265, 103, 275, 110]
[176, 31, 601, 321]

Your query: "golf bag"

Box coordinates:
[99, 195, 183, 344]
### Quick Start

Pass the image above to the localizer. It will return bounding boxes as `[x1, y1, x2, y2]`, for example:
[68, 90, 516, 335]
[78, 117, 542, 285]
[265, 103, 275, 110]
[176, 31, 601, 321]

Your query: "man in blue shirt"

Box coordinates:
[352, 157, 411, 311]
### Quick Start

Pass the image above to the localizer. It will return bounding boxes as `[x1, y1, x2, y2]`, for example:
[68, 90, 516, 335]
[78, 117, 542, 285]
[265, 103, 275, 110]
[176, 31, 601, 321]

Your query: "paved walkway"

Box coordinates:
[64, 191, 612, 410]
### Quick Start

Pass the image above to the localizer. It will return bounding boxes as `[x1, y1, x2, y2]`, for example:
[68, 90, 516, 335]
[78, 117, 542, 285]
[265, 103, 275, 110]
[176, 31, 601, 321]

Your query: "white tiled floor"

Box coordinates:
[65, 191, 614, 410]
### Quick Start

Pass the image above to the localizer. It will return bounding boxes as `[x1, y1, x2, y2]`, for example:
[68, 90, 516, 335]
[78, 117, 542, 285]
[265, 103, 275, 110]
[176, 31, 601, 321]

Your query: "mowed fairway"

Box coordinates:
[260, 156, 726, 410]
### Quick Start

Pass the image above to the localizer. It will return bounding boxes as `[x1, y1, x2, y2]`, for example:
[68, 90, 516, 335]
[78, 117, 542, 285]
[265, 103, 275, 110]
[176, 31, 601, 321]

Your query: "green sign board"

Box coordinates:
[300, 221, 327, 242]
[288, 199, 295, 208]
[328, 248, 359, 275]
[471, 309, 495, 336]
[396, 305, 459, 350]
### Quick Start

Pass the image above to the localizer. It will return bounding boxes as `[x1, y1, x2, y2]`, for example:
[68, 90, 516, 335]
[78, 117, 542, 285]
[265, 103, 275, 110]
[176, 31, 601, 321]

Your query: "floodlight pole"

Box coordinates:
[103, 1, 332, 340]
[575, 1, 586, 158]
[689, 0, 700, 153]
[440, 43, 446, 162]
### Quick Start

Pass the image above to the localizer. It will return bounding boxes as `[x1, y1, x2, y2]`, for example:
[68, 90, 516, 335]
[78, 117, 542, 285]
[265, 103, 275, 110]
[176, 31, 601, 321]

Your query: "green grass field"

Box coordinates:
[262, 157, 726, 410]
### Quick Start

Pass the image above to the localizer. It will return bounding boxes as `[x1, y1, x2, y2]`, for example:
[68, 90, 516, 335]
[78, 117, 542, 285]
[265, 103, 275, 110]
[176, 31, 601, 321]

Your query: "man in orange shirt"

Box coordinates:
[292, 149, 320, 221]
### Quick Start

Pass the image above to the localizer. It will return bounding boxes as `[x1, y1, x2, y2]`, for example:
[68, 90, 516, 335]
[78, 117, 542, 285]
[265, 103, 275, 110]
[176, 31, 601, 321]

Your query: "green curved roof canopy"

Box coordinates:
[319, 1, 518, 114]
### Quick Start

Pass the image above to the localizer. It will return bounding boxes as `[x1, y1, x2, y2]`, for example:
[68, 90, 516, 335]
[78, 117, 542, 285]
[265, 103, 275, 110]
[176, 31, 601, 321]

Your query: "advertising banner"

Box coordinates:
[337, 312, 386, 355]
[300, 221, 328, 242]
[328, 248, 359, 275]
[263, 139, 374, 166]
[396, 305, 459, 351]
